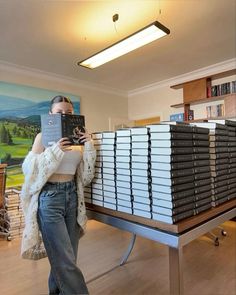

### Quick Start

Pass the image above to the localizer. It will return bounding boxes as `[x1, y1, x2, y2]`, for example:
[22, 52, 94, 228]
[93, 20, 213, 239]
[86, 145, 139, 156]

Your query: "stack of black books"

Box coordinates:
[116, 129, 132, 214]
[148, 123, 196, 224]
[209, 120, 236, 203]
[192, 126, 212, 214]
[130, 127, 152, 219]
[193, 122, 230, 207]
[90, 132, 104, 206]
[101, 132, 116, 210]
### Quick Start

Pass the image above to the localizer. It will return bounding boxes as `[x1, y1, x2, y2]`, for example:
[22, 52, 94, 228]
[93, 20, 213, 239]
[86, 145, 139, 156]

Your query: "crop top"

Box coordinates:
[55, 147, 82, 175]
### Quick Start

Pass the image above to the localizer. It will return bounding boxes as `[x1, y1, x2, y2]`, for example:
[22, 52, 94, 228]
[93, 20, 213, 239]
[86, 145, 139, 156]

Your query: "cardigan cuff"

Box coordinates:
[50, 143, 65, 159]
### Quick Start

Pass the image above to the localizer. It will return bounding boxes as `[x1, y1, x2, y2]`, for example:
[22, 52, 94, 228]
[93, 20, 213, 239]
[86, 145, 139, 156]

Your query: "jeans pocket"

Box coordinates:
[39, 190, 57, 209]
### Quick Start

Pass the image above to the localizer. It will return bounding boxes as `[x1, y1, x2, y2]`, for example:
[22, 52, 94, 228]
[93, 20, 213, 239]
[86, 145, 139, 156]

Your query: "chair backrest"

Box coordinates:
[0, 164, 7, 208]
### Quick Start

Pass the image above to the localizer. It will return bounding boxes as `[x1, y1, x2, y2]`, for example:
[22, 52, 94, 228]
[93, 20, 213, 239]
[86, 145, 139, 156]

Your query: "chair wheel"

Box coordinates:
[7, 235, 12, 241]
[214, 237, 219, 246]
[221, 230, 227, 236]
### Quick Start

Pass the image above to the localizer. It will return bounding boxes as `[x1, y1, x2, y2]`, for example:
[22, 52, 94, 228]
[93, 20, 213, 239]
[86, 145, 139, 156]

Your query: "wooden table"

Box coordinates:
[86, 199, 236, 295]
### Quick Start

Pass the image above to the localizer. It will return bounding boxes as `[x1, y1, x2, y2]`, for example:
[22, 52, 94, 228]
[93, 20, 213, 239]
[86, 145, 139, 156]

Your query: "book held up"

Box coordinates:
[41, 113, 85, 147]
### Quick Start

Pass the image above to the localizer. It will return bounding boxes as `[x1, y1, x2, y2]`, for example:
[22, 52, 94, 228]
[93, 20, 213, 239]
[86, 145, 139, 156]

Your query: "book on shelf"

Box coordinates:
[41, 113, 85, 147]
[206, 104, 225, 118]
[184, 109, 194, 121]
[231, 81, 236, 93]
[169, 112, 184, 122]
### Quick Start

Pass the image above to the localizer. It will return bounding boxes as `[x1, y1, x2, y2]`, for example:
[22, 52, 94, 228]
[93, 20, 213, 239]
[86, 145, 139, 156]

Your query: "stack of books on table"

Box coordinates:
[84, 132, 103, 206]
[193, 122, 230, 207]
[192, 126, 212, 213]
[116, 129, 132, 214]
[209, 120, 236, 203]
[101, 132, 117, 210]
[148, 123, 196, 224]
[5, 189, 25, 239]
[130, 127, 152, 219]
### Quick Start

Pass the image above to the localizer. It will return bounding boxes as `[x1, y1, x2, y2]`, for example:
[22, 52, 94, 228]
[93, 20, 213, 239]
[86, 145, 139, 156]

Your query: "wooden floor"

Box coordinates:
[0, 220, 235, 295]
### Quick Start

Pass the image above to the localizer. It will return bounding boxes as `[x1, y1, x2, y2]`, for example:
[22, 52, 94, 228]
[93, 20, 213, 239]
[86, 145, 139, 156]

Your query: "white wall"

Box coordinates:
[0, 64, 129, 133]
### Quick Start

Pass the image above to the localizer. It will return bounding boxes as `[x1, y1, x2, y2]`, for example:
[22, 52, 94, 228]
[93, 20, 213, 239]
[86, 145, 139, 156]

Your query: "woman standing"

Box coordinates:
[20, 95, 96, 295]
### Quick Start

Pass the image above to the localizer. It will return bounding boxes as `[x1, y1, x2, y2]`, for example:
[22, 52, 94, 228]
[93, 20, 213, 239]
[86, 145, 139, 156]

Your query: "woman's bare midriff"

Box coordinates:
[48, 174, 75, 182]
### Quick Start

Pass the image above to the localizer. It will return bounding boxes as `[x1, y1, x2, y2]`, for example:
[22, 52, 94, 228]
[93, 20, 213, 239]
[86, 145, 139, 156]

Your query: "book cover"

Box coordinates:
[41, 113, 85, 147]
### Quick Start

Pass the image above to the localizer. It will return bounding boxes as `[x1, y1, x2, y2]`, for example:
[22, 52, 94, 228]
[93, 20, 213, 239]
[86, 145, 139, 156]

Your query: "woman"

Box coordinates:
[20, 95, 96, 295]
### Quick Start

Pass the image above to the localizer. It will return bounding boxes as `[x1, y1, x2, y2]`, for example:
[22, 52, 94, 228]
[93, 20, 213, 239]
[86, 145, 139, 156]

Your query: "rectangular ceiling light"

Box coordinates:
[78, 21, 170, 69]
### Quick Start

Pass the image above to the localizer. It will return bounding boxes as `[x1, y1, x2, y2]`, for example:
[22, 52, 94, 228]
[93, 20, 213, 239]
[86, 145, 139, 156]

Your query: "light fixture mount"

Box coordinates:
[78, 20, 170, 69]
[112, 13, 119, 23]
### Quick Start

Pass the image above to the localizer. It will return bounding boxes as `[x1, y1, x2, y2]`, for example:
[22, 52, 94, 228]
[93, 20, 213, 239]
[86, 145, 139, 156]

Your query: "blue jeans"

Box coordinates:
[37, 180, 89, 295]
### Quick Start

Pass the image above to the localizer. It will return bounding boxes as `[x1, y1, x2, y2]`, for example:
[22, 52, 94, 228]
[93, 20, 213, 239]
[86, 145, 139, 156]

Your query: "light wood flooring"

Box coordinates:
[0, 220, 235, 295]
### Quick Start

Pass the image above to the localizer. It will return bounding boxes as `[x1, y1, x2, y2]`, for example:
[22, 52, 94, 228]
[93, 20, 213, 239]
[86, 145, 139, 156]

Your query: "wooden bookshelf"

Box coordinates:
[171, 93, 235, 108]
[171, 69, 236, 90]
[170, 70, 236, 120]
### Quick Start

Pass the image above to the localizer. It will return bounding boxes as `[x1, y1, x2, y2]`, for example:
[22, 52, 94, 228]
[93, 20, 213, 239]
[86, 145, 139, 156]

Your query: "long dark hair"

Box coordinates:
[50, 95, 73, 111]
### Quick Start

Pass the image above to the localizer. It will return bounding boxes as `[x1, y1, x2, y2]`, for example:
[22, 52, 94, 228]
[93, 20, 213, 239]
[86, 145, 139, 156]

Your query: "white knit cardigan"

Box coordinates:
[20, 141, 96, 260]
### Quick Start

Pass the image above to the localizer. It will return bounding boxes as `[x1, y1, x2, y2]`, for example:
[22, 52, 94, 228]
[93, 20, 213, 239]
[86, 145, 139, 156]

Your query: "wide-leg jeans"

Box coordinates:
[37, 180, 88, 295]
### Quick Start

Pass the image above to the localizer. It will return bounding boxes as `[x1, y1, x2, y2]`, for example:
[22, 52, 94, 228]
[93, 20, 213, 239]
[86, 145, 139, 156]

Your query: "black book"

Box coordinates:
[192, 133, 209, 140]
[193, 159, 210, 167]
[193, 153, 210, 160]
[211, 169, 229, 177]
[212, 180, 229, 190]
[153, 196, 195, 209]
[41, 113, 85, 147]
[212, 196, 229, 207]
[211, 174, 229, 182]
[210, 158, 229, 165]
[194, 172, 211, 180]
[172, 189, 195, 200]
[210, 152, 229, 159]
[210, 164, 229, 171]
[193, 140, 210, 147]
[154, 202, 195, 216]
[194, 184, 212, 194]
[192, 126, 209, 134]
[212, 190, 229, 200]
[213, 185, 228, 195]
[147, 124, 193, 133]
[194, 190, 212, 201]
[194, 166, 211, 174]
[193, 147, 210, 154]
[194, 197, 212, 208]
[194, 203, 212, 214]
[194, 178, 211, 187]
[152, 209, 194, 224]
[209, 147, 229, 153]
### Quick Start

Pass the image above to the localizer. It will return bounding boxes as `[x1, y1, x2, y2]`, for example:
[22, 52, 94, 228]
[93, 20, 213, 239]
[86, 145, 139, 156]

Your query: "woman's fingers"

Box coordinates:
[58, 137, 72, 151]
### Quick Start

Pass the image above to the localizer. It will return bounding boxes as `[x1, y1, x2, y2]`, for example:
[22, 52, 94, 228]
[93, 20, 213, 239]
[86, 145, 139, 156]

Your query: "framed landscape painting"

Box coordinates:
[0, 81, 80, 188]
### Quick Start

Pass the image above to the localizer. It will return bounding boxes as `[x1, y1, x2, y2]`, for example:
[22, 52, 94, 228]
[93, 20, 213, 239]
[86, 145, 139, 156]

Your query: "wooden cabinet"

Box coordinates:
[0, 164, 7, 208]
[170, 69, 236, 121]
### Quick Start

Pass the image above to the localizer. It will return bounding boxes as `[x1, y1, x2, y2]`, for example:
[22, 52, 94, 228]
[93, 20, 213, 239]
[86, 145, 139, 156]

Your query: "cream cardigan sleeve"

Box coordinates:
[78, 140, 96, 187]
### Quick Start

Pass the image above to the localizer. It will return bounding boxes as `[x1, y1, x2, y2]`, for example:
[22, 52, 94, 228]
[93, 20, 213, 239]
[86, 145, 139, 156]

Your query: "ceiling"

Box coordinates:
[0, 0, 235, 92]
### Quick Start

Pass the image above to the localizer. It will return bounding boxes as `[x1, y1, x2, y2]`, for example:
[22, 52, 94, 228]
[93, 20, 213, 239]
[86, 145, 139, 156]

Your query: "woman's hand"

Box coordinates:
[78, 128, 91, 143]
[57, 137, 72, 151]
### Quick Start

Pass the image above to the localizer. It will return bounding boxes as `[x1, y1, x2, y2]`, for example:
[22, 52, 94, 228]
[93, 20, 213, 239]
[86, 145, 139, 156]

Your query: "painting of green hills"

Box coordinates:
[0, 81, 80, 189]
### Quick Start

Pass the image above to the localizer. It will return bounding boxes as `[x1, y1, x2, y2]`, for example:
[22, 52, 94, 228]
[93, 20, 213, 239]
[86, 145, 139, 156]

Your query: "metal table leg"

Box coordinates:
[169, 246, 183, 295]
[120, 233, 136, 266]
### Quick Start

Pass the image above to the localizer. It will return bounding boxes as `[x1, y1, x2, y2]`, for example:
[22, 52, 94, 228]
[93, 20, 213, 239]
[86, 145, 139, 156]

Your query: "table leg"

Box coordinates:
[120, 233, 136, 266]
[169, 246, 183, 295]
